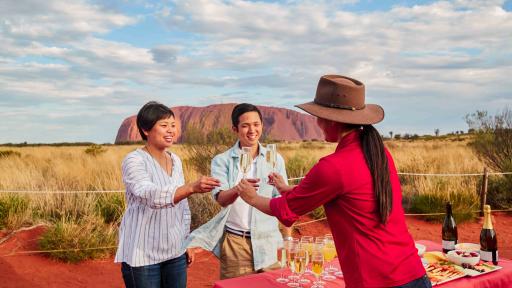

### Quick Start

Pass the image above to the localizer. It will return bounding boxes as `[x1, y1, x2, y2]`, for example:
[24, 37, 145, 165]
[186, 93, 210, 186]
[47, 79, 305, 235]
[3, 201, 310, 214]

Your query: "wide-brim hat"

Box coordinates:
[296, 75, 384, 125]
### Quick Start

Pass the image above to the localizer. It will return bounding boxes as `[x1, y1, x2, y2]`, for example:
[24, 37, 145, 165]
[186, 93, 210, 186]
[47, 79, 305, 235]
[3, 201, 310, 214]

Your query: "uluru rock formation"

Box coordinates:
[115, 104, 323, 144]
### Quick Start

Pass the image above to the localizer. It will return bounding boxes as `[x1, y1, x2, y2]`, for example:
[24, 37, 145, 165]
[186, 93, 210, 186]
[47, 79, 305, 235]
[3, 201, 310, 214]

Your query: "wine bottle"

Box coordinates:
[442, 202, 458, 253]
[480, 205, 498, 265]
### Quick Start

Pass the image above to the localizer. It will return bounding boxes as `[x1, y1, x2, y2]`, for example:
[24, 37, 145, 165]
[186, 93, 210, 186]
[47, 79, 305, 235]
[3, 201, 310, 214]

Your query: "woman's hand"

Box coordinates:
[236, 178, 259, 204]
[268, 172, 292, 194]
[191, 176, 221, 194]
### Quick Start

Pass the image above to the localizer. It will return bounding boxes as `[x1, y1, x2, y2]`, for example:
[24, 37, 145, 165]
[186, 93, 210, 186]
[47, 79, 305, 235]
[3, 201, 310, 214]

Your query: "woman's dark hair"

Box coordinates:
[360, 124, 392, 224]
[136, 101, 174, 141]
[231, 103, 263, 128]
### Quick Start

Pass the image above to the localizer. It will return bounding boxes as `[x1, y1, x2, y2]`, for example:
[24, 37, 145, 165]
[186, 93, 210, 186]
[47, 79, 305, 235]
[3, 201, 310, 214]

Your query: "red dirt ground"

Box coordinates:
[1, 213, 511, 288]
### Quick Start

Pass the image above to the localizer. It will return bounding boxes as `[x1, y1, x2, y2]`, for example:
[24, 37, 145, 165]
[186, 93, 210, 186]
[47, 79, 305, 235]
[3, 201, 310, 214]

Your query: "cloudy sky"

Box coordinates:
[1, 0, 511, 143]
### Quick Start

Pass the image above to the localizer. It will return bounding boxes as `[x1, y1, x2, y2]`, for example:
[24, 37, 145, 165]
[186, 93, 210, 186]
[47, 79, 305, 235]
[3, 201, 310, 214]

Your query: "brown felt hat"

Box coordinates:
[296, 75, 384, 125]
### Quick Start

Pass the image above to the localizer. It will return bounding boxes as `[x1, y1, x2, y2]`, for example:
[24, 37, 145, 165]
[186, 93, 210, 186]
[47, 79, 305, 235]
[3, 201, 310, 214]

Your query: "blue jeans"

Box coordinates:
[394, 274, 432, 288]
[121, 254, 187, 288]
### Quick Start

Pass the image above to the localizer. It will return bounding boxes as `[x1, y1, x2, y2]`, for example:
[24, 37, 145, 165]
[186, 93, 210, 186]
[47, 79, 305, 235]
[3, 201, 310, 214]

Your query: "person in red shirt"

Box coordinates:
[238, 75, 430, 288]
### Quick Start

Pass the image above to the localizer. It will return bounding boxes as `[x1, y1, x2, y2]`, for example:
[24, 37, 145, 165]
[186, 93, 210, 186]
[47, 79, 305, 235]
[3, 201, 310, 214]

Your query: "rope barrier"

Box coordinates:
[0, 246, 117, 257]
[0, 171, 510, 194]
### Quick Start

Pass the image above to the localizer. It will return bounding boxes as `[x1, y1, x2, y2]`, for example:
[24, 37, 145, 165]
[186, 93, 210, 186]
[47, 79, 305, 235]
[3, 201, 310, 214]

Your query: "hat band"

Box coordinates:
[314, 99, 365, 111]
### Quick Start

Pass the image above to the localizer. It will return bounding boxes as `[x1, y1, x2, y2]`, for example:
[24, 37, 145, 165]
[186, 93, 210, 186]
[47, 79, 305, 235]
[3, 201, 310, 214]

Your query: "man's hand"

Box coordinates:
[186, 247, 202, 267]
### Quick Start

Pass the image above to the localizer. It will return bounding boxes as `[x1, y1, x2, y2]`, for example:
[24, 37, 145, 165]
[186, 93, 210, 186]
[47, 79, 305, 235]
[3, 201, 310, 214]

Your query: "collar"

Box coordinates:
[229, 140, 266, 158]
[335, 129, 361, 152]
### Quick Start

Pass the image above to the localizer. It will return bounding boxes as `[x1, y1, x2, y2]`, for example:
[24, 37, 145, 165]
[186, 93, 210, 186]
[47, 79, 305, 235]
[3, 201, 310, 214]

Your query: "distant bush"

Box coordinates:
[309, 206, 325, 220]
[39, 217, 117, 263]
[0, 194, 30, 229]
[0, 150, 21, 158]
[188, 193, 221, 230]
[407, 191, 478, 223]
[466, 108, 512, 207]
[286, 152, 317, 179]
[95, 193, 125, 224]
[84, 145, 107, 156]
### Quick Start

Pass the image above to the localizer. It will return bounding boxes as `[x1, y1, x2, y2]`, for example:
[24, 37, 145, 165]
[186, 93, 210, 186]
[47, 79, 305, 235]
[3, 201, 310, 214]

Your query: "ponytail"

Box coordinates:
[360, 125, 392, 224]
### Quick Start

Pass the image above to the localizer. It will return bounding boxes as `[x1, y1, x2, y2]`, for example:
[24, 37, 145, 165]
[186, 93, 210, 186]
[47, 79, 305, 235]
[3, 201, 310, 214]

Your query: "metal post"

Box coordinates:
[480, 167, 489, 217]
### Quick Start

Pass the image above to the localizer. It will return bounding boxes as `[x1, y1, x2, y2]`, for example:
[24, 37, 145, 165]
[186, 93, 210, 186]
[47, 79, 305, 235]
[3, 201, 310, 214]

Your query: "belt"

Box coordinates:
[225, 227, 251, 238]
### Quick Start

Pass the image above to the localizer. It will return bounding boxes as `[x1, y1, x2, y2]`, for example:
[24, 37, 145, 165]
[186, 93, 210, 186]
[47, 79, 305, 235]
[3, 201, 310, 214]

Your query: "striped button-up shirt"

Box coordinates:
[115, 149, 190, 267]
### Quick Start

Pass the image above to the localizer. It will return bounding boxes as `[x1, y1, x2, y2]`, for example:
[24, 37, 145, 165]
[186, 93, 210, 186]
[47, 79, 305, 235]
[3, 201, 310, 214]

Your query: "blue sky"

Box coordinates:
[1, 0, 511, 143]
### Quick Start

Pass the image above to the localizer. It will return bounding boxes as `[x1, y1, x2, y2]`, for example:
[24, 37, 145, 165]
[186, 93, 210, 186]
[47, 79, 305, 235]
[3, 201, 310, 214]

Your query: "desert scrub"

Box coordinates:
[0, 194, 30, 229]
[407, 190, 479, 223]
[95, 193, 125, 224]
[84, 144, 107, 156]
[0, 150, 21, 158]
[188, 192, 221, 230]
[285, 152, 317, 179]
[39, 216, 117, 263]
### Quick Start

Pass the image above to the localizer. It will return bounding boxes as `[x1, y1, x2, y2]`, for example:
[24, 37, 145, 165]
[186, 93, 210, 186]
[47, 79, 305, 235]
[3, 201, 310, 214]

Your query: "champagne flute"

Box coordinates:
[276, 239, 289, 283]
[265, 144, 277, 183]
[287, 240, 300, 287]
[311, 245, 325, 288]
[324, 234, 339, 273]
[321, 236, 336, 281]
[300, 236, 314, 276]
[240, 147, 252, 179]
[294, 247, 307, 287]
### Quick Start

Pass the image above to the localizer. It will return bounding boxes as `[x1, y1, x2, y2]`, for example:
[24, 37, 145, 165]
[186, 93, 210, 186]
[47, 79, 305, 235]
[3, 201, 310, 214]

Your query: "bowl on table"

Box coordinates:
[455, 243, 480, 253]
[415, 243, 426, 256]
[446, 250, 480, 266]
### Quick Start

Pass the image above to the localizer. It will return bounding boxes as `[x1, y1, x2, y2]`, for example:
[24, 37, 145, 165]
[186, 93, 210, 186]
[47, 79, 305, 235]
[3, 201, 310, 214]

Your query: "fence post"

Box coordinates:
[480, 167, 489, 217]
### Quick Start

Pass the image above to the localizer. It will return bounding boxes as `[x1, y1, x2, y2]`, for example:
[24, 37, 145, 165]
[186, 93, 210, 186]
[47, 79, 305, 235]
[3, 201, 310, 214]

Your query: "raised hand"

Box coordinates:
[236, 178, 259, 203]
[268, 172, 292, 194]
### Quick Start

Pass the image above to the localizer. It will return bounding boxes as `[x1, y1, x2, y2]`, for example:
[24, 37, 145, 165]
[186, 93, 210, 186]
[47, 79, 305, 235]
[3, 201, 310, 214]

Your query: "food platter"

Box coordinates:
[425, 263, 466, 286]
[462, 262, 503, 277]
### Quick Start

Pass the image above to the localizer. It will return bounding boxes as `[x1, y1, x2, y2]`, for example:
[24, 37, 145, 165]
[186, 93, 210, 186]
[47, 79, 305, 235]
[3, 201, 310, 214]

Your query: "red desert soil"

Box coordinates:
[1, 213, 511, 288]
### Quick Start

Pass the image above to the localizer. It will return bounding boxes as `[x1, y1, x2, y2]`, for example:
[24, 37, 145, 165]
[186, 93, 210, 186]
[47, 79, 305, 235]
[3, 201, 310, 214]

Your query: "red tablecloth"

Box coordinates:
[213, 240, 512, 288]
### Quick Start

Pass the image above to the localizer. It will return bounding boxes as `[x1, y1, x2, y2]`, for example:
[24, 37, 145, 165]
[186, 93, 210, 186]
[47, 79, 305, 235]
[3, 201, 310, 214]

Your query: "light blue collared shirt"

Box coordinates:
[184, 141, 288, 270]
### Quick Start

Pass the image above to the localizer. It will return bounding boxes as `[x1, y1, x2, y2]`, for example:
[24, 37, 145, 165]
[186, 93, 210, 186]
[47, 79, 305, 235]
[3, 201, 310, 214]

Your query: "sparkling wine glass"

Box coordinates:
[294, 247, 308, 287]
[240, 147, 252, 179]
[311, 244, 325, 288]
[321, 236, 336, 281]
[300, 236, 314, 276]
[287, 240, 300, 287]
[265, 144, 277, 183]
[324, 234, 339, 273]
[276, 239, 289, 283]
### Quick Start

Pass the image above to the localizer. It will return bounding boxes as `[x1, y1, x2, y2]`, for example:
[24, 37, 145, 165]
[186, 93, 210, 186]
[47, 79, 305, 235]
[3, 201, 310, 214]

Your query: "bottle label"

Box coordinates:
[480, 250, 499, 262]
[442, 240, 456, 250]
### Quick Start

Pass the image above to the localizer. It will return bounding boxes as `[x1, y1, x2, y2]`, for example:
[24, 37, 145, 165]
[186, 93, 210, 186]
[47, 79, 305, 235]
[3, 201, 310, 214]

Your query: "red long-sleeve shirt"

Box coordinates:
[270, 130, 425, 288]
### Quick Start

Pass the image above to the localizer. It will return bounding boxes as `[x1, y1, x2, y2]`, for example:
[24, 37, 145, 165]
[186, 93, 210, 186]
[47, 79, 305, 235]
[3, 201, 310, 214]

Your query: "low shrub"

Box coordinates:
[286, 152, 317, 179]
[309, 206, 325, 220]
[84, 145, 106, 156]
[485, 174, 512, 209]
[0, 150, 21, 158]
[188, 193, 221, 231]
[0, 194, 30, 229]
[407, 191, 479, 223]
[38, 216, 117, 263]
[95, 193, 125, 224]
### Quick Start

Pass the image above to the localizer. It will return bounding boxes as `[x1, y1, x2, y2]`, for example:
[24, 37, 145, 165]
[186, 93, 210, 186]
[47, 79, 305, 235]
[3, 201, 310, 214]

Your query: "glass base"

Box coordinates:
[276, 277, 289, 283]
[334, 271, 343, 277]
[322, 274, 336, 281]
[299, 278, 311, 284]
[288, 275, 299, 281]
[287, 282, 300, 287]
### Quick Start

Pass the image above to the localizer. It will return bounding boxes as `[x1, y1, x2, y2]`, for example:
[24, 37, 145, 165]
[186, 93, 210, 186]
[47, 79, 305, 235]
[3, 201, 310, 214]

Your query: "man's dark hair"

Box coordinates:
[231, 103, 263, 128]
[136, 101, 174, 141]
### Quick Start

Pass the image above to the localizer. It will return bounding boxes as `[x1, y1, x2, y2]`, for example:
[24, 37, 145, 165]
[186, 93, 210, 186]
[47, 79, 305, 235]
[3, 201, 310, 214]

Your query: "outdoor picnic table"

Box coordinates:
[213, 240, 512, 288]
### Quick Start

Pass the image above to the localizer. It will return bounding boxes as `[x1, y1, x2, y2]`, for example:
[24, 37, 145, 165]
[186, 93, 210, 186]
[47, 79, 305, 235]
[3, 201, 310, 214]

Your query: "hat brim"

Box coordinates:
[295, 102, 384, 125]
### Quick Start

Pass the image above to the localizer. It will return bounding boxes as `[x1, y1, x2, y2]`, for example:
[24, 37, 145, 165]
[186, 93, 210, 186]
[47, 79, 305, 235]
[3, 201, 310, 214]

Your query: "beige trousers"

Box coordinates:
[220, 232, 255, 279]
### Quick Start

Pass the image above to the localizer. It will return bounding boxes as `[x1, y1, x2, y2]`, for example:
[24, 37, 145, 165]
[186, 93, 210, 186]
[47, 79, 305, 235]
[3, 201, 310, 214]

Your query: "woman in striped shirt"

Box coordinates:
[115, 101, 220, 288]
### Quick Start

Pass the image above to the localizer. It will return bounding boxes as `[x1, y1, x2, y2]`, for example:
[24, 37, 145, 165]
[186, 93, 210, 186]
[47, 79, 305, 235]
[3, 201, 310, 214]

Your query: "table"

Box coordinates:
[213, 240, 512, 288]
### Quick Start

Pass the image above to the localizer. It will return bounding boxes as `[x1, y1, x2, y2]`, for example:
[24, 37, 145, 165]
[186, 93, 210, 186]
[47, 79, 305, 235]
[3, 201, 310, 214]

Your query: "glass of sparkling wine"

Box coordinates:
[265, 144, 277, 183]
[276, 240, 289, 283]
[294, 247, 307, 287]
[240, 147, 252, 179]
[287, 241, 300, 287]
[300, 236, 314, 276]
[324, 234, 339, 273]
[311, 246, 325, 288]
[321, 236, 336, 281]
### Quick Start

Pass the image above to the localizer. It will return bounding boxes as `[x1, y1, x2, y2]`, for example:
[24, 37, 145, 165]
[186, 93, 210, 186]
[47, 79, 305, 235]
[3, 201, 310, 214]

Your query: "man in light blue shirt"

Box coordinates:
[184, 103, 290, 279]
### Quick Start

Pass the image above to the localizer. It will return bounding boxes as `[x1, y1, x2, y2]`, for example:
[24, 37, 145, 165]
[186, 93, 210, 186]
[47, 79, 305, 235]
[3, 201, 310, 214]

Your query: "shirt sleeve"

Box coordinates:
[210, 154, 231, 199]
[122, 153, 178, 208]
[270, 157, 342, 226]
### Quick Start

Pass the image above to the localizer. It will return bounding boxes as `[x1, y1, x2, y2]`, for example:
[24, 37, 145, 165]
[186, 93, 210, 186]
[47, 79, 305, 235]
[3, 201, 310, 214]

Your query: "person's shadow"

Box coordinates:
[0, 257, 38, 288]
